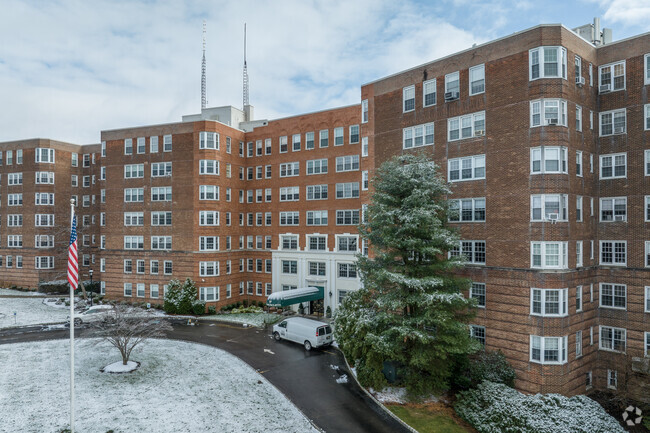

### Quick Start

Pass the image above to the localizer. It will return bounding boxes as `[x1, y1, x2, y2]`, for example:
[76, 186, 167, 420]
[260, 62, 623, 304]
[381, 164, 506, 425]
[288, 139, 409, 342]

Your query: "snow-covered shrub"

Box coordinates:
[454, 381, 625, 433]
[231, 305, 263, 314]
[163, 278, 203, 315]
[207, 306, 217, 315]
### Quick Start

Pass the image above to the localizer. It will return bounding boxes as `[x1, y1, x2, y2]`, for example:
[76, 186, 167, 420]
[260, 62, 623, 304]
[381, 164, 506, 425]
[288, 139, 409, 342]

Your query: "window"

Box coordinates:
[530, 335, 568, 364]
[280, 162, 299, 177]
[361, 99, 368, 122]
[8, 194, 23, 206]
[307, 235, 327, 251]
[470, 283, 485, 307]
[282, 260, 298, 274]
[199, 160, 219, 175]
[338, 263, 357, 278]
[600, 326, 626, 352]
[645, 54, 650, 85]
[280, 211, 299, 226]
[575, 55, 582, 81]
[448, 198, 486, 222]
[35, 235, 54, 248]
[7, 235, 22, 248]
[124, 188, 144, 202]
[199, 131, 219, 150]
[530, 194, 568, 221]
[647, 242, 650, 268]
[449, 241, 486, 264]
[336, 209, 360, 225]
[136, 260, 145, 274]
[403, 85, 415, 112]
[199, 211, 219, 226]
[599, 60, 625, 92]
[151, 162, 172, 177]
[469, 64, 485, 95]
[599, 109, 626, 136]
[151, 186, 172, 201]
[35, 193, 54, 206]
[337, 236, 358, 252]
[600, 197, 626, 222]
[124, 283, 133, 297]
[576, 105, 582, 131]
[35, 172, 54, 184]
[307, 210, 327, 226]
[576, 285, 583, 312]
[645, 331, 650, 357]
[336, 155, 359, 172]
[34, 214, 55, 227]
[334, 127, 344, 146]
[124, 236, 144, 250]
[600, 241, 626, 266]
[422, 79, 437, 107]
[403, 123, 434, 148]
[470, 325, 485, 345]
[151, 236, 172, 250]
[150, 136, 158, 153]
[292, 134, 301, 151]
[646, 104, 650, 131]
[530, 288, 568, 316]
[124, 139, 133, 155]
[199, 262, 219, 277]
[8, 173, 22, 185]
[576, 241, 583, 268]
[124, 212, 144, 226]
[124, 164, 144, 179]
[164, 261, 173, 274]
[279, 186, 299, 202]
[307, 185, 328, 200]
[529, 46, 567, 80]
[307, 159, 328, 175]
[279, 136, 288, 153]
[600, 283, 626, 309]
[199, 185, 219, 201]
[362, 137, 368, 157]
[349, 125, 359, 144]
[336, 182, 360, 199]
[319, 130, 329, 147]
[576, 151, 582, 176]
[531, 242, 568, 269]
[530, 146, 568, 174]
[530, 99, 567, 127]
[362, 171, 369, 191]
[448, 112, 485, 140]
[34, 257, 54, 269]
[281, 235, 298, 250]
[448, 154, 485, 182]
[308, 261, 326, 277]
[8, 215, 23, 227]
[445, 71, 459, 96]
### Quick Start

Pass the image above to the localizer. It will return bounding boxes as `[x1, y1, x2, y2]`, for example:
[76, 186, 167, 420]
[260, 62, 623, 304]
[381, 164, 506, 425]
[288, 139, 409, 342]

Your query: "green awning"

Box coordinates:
[266, 286, 324, 307]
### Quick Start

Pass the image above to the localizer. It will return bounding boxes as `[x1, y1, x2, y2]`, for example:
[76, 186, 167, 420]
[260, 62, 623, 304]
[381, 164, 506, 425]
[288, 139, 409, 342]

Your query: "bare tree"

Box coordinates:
[92, 304, 173, 365]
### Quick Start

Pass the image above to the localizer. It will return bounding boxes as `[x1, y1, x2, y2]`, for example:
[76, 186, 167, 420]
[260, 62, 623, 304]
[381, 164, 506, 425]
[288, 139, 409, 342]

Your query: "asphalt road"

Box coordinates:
[0, 321, 409, 433]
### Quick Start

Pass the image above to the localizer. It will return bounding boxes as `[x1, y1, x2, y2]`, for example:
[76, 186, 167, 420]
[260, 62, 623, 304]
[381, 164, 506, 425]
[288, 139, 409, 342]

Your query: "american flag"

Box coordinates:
[67, 215, 78, 289]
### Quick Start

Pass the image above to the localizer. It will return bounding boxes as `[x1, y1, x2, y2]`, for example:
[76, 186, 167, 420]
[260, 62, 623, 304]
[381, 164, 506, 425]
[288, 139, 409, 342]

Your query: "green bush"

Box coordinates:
[163, 278, 203, 315]
[451, 350, 516, 390]
[207, 306, 216, 315]
[192, 301, 206, 315]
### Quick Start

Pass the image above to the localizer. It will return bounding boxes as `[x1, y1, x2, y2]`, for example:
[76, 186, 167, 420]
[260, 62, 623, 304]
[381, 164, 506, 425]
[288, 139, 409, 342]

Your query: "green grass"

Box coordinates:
[388, 405, 471, 433]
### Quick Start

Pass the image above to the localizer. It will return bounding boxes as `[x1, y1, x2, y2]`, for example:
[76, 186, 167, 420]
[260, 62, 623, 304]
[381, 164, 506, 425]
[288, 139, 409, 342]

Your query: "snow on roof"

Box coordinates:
[267, 286, 320, 302]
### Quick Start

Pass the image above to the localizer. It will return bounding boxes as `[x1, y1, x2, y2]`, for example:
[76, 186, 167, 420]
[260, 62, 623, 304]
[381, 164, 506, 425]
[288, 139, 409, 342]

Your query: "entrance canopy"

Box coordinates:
[266, 286, 324, 307]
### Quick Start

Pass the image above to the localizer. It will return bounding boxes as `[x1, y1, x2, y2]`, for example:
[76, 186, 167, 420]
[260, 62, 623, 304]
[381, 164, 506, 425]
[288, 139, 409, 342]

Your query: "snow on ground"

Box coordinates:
[0, 339, 319, 433]
[202, 312, 282, 327]
[103, 360, 139, 373]
[0, 288, 47, 296]
[0, 296, 69, 328]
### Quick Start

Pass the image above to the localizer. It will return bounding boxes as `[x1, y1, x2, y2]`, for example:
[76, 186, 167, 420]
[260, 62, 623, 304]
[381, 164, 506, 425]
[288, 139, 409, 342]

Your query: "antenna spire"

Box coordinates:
[243, 23, 249, 109]
[201, 20, 207, 110]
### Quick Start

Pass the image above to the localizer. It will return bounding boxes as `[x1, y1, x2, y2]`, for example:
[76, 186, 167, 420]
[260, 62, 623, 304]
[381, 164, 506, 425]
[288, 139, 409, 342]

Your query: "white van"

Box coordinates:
[272, 317, 333, 350]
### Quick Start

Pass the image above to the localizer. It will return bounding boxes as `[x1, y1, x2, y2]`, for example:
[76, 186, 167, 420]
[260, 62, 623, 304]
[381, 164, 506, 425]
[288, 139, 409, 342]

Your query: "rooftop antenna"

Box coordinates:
[201, 20, 207, 109]
[243, 23, 249, 110]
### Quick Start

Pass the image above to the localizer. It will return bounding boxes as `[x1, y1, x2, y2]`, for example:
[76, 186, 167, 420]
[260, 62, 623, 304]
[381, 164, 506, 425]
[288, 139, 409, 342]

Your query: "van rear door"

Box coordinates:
[317, 325, 333, 345]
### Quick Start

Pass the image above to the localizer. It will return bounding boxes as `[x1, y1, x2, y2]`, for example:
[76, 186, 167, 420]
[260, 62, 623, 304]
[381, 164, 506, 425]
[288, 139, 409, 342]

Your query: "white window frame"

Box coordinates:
[423, 79, 436, 107]
[599, 240, 627, 266]
[306, 210, 328, 226]
[530, 194, 568, 222]
[403, 123, 434, 149]
[307, 185, 328, 201]
[599, 108, 626, 136]
[530, 146, 568, 174]
[448, 111, 485, 140]
[599, 326, 626, 353]
[599, 283, 627, 310]
[448, 198, 486, 222]
[530, 288, 568, 317]
[448, 154, 485, 182]
[529, 335, 568, 365]
[529, 46, 567, 80]
[335, 155, 359, 172]
[469, 64, 485, 95]
[361, 99, 368, 123]
[530, 241, 568, 269]
[529, 99, 567, 127]
[598, 60, 625, 93]
[449, 240, 486, 265]
[444, 71, 460, 95]
[470, 283, 486, 308]
[403, 85, 415, 112]
[599, 197, 626, 222]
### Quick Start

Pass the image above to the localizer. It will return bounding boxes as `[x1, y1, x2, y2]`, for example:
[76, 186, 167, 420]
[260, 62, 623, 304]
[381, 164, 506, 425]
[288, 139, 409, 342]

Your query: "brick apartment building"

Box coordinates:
[0, 23, 648, 399]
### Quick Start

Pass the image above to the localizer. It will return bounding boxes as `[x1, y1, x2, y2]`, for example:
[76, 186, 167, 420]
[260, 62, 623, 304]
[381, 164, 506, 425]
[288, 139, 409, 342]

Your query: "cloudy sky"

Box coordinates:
[0, 0, 648, 144]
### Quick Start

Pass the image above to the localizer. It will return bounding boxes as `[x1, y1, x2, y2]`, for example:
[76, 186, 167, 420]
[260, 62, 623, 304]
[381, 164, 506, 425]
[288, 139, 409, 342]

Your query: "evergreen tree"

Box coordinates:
[334, 153, 479, 396]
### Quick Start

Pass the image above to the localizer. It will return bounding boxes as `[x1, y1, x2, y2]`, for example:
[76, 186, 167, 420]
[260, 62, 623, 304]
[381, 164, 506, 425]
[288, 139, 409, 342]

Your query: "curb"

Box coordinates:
[338, 349, 419, 433]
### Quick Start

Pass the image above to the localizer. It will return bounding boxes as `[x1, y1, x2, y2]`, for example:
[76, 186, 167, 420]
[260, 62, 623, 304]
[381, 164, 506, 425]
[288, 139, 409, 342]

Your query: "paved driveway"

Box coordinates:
[0, 321, 409, 433]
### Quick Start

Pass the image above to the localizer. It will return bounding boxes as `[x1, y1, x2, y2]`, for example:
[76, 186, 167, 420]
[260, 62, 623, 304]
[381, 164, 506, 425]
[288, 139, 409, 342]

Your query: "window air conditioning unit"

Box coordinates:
[599, 84, 611, 93]
[474, 129, 485, 137]
[614, 126, 625, 134]
[444, 91, 460, 101]
[547, 213, 559, 221]
[614, 215, 625, 221]
[576, 76, 585, 86]
[547, 118, 559, 126]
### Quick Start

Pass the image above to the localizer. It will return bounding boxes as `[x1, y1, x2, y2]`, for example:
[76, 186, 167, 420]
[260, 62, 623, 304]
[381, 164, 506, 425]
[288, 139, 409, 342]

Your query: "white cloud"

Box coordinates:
[600, 0, 650, 27]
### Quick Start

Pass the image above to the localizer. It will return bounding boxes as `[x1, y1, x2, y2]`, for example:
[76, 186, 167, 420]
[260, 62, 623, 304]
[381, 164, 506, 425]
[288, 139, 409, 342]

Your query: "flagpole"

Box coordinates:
[69, 198, 75, 433]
